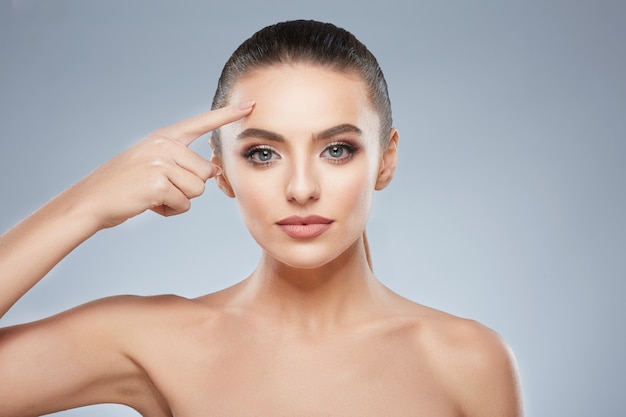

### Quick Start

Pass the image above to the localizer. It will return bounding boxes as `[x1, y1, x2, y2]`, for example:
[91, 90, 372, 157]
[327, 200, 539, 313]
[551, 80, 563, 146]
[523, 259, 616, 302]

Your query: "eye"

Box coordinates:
[321, 142, 359, 163]
[254, 148, 274, 162]
[244, 145, 280, 166]
[327, 145, 345, 158]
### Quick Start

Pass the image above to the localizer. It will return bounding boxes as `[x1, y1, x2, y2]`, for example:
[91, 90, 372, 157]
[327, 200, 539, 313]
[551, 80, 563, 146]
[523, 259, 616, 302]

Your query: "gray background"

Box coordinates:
[1, 1, 625, 416]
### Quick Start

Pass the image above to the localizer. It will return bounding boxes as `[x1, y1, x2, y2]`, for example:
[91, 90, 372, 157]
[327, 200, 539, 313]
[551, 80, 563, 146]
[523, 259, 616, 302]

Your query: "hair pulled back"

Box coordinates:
[211, 20, 391, 271]
[211, 20, 392, 155]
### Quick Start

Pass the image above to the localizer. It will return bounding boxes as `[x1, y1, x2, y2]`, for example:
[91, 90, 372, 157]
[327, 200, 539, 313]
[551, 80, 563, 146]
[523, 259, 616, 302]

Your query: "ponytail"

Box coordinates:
[363, 230, 373, 271]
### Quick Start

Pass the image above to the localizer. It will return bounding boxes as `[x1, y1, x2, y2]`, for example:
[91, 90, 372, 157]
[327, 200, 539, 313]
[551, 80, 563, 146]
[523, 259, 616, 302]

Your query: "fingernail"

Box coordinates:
[237, 100, 256, 111]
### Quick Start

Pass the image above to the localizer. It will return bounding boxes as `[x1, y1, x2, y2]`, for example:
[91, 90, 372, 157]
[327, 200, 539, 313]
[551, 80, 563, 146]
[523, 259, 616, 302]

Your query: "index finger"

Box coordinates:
[158, 100, 255, 146]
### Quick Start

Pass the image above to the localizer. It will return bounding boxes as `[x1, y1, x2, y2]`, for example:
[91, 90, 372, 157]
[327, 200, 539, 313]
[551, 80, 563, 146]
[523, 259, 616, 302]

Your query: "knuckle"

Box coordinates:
[180, 178, 205, 199]
[151, 137, 174, 151]
[197, 166, 213, 182]
[146, 134, 178, 150]
[170, 199, 191, 216]
[150, 175, 171, 195]
[189, 180, 206, 198]
[148, 158, 167, 169]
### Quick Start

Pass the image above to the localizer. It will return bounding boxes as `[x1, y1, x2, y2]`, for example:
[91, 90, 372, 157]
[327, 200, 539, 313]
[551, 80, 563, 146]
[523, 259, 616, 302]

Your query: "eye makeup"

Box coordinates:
[242, 144, 280, 167]
[320, 141, 360, 164]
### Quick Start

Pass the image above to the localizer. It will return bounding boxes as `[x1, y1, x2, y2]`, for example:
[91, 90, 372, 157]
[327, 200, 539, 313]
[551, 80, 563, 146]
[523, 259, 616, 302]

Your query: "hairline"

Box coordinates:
[214, 62, 389, 152]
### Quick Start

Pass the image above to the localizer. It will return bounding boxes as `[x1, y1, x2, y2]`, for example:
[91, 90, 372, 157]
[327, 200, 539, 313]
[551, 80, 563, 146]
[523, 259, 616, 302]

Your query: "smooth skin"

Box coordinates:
[0, 65, 523, 417]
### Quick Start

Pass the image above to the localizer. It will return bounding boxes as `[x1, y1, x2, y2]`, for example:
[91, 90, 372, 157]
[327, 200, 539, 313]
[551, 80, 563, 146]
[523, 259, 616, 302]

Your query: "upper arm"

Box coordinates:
[0, 296, 169, 417]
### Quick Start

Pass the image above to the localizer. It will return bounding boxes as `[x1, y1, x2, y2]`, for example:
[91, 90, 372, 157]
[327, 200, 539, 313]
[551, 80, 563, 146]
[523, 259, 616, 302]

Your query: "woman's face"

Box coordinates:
[216, 64, 396, 269]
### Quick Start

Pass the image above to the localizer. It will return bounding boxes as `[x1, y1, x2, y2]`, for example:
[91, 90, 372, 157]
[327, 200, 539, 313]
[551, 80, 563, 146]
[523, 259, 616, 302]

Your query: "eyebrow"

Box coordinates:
[236, 124, 363, 143]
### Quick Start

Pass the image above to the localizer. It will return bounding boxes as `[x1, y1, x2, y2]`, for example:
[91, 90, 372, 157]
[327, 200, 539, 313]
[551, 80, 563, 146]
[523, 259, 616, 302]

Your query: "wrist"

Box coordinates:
[47, 187, 105, 237]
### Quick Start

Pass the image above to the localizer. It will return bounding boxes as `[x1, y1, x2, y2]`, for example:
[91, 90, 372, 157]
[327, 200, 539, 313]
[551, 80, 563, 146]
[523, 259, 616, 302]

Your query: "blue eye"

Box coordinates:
[255, 148, 273, 161]
[244, 146, 279, 165]
[327, 145, 345, 158]
[322, 142, 358, 162]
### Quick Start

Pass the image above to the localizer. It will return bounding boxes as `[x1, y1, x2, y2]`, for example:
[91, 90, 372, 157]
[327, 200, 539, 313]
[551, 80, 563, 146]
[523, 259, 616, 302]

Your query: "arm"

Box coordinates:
[0, 102, 254, 415]
[0, 297, 171, 417]
[0, 101, 254, 318]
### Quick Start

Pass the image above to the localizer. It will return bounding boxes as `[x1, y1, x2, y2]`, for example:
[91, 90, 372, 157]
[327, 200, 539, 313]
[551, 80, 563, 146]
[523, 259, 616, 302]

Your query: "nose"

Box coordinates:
[285, 159, 321, 204]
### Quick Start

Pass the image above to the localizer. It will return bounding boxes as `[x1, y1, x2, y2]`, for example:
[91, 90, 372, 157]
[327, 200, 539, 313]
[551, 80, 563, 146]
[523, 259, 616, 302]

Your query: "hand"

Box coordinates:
[70, 101, 254, 229]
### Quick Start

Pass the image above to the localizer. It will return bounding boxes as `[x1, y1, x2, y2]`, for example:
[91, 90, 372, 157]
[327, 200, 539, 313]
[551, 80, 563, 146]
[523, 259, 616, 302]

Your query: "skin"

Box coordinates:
[0, 65, 523, 417]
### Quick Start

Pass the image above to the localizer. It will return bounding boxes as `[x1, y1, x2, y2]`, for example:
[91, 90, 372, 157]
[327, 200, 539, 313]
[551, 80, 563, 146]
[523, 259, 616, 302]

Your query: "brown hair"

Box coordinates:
[211, 20, 393, 270]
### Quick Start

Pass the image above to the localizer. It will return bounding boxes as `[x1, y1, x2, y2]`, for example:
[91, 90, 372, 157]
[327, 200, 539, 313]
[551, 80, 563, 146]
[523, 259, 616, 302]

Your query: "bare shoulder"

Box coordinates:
[0, 293, 196, 340]
[97, 292, 244, 345]
[45, 293, 200, 329]
[0, 294, 199, 417]
[72, 293, 222, 335]
[409, 304, 513, 365]
[392, 300, 523, 417]
[23, 293, 222, 366]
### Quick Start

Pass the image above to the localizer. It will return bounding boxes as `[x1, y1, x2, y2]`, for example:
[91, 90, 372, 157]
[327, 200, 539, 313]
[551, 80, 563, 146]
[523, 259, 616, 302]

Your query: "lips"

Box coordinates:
[276, 215, 334, 239]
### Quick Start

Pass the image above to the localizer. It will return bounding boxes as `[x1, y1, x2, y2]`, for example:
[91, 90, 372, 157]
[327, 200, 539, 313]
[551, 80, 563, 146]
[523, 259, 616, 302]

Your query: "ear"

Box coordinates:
[209, 137, 236, 198]
[375, 129, 399, 191]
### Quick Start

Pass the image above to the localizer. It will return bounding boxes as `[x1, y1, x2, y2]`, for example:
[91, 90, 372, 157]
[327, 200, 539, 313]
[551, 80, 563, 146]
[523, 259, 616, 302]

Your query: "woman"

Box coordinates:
[0, 20, 522, 416]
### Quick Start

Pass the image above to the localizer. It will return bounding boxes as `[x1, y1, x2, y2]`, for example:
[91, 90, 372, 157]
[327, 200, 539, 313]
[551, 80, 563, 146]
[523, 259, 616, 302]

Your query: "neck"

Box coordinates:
[234, 239, 386, 332]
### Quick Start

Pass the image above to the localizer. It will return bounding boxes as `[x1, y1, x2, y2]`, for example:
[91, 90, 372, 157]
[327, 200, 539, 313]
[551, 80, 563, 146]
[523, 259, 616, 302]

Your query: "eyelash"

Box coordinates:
[243, 141, 360, 167]
[243, 145, 278, 166]
[321, 141, 359, 163]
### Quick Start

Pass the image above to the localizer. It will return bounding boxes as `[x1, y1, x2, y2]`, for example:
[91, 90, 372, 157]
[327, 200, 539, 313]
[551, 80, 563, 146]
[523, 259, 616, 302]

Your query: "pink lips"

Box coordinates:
[276, 215, 334, 239]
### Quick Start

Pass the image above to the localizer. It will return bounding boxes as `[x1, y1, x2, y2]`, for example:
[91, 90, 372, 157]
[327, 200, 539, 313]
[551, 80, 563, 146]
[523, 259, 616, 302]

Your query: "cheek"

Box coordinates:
[328, 163, 376, 219]
[224, 162, 282, 231]
[229, 171, 273, 213]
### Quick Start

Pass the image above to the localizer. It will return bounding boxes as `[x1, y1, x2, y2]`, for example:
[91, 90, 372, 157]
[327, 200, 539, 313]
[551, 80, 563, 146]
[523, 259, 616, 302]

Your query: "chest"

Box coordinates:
[140, 330, 459, 417]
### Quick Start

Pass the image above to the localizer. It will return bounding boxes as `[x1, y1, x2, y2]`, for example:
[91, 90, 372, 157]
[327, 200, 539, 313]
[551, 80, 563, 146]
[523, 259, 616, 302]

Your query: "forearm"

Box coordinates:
[0, 189, 100, 318]
[0, 103, 251, 319]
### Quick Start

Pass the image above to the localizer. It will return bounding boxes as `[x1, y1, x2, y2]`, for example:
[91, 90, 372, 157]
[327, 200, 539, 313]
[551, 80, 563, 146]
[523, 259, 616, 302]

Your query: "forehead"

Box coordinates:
[224, 64, 379, 138]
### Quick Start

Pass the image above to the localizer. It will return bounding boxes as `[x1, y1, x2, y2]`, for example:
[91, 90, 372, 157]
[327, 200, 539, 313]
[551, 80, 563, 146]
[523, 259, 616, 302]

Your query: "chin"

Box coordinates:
[261, 239, 362, 271]
[265, 251, 338, 270]
[276, 257, 337, 270]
